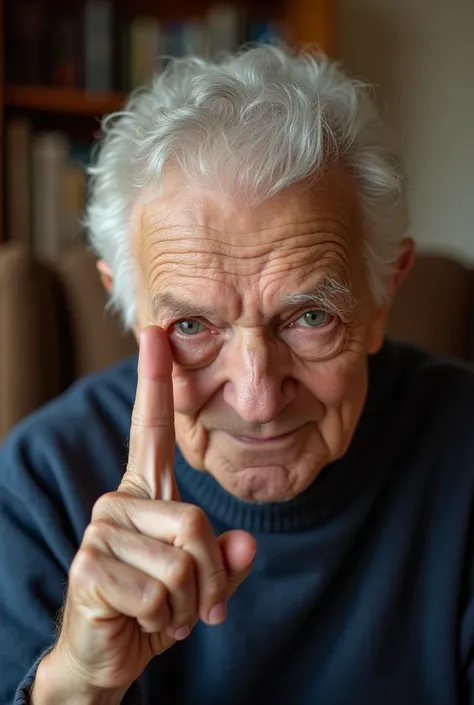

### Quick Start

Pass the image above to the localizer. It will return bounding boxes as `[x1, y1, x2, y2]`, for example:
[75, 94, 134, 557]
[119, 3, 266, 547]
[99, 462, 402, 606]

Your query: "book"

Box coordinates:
[51, 11, 81, 88]
[129, 15, 163, 88]
[180, 20, 210, 58]
[6, 118, 32, 247]
[207, 3, 243, 58]
[84, 0, 113, 92]
[248, 19, 286, 45]
[6, 0, 48, 85]
[166, 22, 187, 60]
[64, 142, 91, 244]
[117, 16, 132, 92]
[31, 132, 70, 262]
[62, 162, 87, 245]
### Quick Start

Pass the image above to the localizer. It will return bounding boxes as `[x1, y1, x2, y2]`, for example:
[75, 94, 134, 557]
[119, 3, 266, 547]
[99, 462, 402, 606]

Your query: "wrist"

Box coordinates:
[31, 648, 127, 705]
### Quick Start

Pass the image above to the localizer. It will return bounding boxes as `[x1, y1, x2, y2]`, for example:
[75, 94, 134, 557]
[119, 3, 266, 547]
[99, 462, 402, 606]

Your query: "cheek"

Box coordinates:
[302, 351, 367, 408]
[281, 319, 345, 361]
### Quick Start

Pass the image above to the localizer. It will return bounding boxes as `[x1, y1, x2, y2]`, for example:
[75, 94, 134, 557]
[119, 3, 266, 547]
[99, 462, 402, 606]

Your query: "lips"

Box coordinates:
[227, 428, 301, 445]
[240, 431, 293, 441]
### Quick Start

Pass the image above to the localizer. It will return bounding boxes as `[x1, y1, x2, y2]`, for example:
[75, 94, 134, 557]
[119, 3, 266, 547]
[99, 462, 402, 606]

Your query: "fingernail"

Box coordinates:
[208, 601, 227, 625]
[174, 625, 191, 641]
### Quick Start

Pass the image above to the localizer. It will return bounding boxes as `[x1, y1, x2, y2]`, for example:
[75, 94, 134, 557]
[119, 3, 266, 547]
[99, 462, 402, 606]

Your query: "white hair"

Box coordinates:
[86, 44, 408, 329]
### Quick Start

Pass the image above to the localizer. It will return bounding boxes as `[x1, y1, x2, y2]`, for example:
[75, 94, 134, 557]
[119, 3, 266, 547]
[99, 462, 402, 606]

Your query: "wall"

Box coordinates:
[337, 0, 474, 263]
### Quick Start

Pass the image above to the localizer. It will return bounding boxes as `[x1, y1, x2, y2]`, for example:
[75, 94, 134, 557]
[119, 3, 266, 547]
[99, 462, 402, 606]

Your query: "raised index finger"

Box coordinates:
[121, 325, 178, 501]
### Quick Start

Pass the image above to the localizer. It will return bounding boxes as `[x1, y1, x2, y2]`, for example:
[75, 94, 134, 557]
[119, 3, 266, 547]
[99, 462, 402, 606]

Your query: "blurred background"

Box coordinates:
[0, 0, 472, 262]
[1, 0, 329, 259]
[339, 0, 473, 265]
[0, 0, 474, 262]
[0, 0, 473, 438]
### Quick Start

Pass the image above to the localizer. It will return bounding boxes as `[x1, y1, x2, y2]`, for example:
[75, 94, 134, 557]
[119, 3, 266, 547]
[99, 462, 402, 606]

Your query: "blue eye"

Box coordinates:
[176, 319, 205, 335]
[296, 310, 331, 328]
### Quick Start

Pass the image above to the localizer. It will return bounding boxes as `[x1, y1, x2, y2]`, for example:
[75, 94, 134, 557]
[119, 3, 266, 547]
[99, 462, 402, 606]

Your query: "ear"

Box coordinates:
[97, 259, 141, 341]
[367, 237, 415, 354]
[97, 259, 113, 295]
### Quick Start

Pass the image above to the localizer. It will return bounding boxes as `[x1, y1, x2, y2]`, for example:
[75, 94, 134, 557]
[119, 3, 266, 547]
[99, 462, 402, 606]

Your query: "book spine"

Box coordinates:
[62, 161, 87, 245]
[207, 4, 243, 58]
[32, 133, 70, 262]
[180, 20, 210, 58]
[129, 16, 162, 89]
[84, 0, 113, 92]
[51, 13, 80, 88]
[6, 118, 32, 247]
[6, 0, 48, 85]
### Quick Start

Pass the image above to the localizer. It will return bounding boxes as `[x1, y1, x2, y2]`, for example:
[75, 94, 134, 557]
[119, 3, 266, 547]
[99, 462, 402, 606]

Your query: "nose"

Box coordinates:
[222, 331, 296, 425]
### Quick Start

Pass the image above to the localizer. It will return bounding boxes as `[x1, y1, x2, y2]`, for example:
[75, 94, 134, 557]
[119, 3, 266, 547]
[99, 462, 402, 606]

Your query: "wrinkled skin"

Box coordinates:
[101, 164, 413, 503]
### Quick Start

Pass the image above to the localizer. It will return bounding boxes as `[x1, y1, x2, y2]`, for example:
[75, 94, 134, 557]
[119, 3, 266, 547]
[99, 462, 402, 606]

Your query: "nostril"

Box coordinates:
[223, 377, 291, 425]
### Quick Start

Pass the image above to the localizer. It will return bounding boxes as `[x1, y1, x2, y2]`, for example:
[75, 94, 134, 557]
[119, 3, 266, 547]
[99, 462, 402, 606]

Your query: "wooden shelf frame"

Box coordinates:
[5, 85, 127, 116]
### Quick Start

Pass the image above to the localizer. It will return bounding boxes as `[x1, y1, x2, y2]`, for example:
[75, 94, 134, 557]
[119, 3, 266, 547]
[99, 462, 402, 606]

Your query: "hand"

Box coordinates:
[34, 326, 256, 701]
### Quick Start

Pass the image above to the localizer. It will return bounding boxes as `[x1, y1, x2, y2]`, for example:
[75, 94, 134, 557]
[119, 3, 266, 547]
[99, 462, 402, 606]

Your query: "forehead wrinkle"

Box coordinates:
[147, 249, 345, 284]
[141, 190, 355, 245]
[144, 233, 353, 278]
[258, 247, 352, 288]
[143, 217, 353, 248]
[139, 163, 361, 259]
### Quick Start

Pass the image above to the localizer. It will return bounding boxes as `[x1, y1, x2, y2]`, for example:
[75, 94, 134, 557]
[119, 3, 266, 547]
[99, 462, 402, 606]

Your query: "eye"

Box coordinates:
[175, 319, 205, 335]
[295, 310, 332, 328]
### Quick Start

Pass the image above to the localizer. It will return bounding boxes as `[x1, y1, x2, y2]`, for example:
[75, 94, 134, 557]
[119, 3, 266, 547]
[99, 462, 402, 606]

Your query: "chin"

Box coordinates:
[231, 466, 302, 502]
[210, 457, 324, 503]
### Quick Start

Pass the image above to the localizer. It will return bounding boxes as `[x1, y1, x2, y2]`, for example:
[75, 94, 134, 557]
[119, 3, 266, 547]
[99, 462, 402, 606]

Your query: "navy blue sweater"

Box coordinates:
[1, 340, 474, 705]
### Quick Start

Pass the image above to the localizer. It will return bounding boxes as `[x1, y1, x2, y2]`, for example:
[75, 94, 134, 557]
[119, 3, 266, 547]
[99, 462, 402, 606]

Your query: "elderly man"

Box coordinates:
[1, 45, 474, 705]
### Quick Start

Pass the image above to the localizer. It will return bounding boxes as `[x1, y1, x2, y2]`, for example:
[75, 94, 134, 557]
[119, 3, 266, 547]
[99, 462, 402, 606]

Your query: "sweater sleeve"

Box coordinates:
[12, 650, 142, 705]
[0, 437, 141, 705]
[460, 524, 474, 703]
[0, 465, 71, 705]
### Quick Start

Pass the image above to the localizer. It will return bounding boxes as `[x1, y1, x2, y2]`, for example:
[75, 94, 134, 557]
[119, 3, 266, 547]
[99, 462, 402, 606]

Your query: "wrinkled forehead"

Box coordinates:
[131, 165, 366, 308]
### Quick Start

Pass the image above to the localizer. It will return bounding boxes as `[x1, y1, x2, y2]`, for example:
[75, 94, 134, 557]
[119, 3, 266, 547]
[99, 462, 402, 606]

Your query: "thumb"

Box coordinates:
[218, 530, 257, 597]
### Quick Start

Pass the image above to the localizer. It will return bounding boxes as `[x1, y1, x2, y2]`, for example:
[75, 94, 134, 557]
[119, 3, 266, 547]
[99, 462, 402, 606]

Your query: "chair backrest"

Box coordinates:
[55, 245, 136, 381]
[0, 244, 64, 438]
[387, 253, 473, 360]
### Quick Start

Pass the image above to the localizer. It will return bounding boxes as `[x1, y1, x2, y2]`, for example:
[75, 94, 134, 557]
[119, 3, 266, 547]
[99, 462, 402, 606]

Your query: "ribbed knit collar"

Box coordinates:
[175, 343, 392, 533]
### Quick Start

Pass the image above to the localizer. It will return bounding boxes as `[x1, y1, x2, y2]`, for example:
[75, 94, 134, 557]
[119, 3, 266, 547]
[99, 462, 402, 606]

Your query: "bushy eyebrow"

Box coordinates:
[150, 292, 218, 320]
[151, 277, 356, 322]
[283, 277, 357, 319]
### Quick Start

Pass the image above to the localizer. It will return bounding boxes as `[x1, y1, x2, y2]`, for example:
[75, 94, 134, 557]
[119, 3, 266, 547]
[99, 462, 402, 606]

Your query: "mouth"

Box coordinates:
[227, 427, 301, 447]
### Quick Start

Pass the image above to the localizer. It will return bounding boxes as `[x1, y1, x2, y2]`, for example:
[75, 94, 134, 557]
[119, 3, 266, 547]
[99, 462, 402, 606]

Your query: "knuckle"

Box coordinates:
[83, 519, 114, 549]
[165, 552, 194, 591]
[92, 492, 138, 529]
[179, 505, 208, 541]
[205, 567, 228, 605]
[91, 492, 121, 522]
[139, 579, 167, 618]
[69, 545, 101, 587]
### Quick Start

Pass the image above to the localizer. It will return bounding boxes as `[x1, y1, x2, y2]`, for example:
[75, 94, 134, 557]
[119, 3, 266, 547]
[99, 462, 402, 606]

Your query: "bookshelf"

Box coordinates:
[0, 0, 334, 247]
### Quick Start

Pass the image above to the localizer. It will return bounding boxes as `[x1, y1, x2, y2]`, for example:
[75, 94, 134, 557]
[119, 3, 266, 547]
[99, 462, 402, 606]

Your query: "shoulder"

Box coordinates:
[375, 338, 474, 408]
[1, 353, 138, 456]
[373, 338, 474, 486]
[0, 355, 138, 513]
